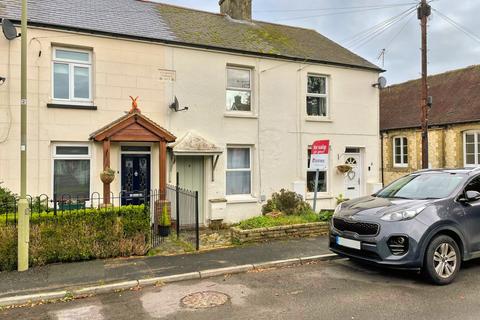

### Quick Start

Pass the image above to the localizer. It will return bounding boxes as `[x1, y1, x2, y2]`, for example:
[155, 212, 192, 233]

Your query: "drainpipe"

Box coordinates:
[380, 132, 385, 186]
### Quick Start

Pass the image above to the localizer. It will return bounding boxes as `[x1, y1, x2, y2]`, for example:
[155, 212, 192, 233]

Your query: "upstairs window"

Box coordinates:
[53, 48, 92, 102]
[393, 137, 408, 167]
[307, 75, 328, 117]
[464, 132, 480, 167]
[226, 67, 252, 112]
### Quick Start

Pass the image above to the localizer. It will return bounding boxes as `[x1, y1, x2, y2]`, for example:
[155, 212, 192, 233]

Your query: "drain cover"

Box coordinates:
[180, 291, 230, 309]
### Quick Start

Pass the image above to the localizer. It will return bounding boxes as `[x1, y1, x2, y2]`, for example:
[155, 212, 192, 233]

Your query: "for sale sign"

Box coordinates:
[310, 140, 329, 170]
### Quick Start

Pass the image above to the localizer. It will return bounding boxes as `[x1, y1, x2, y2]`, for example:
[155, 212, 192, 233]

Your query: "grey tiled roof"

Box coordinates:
[0, 0, 380, 71]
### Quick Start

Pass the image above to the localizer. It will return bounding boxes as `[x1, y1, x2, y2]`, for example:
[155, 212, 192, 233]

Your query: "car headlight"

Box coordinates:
[381, 206, 426, 222]
[333, 203, 343, 216]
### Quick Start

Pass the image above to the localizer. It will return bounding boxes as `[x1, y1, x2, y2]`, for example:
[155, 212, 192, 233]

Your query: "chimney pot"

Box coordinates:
[219, 0, 252, 21]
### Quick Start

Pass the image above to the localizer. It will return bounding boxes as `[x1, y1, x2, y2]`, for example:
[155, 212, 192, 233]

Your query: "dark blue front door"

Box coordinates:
[121, 154, 150, 205]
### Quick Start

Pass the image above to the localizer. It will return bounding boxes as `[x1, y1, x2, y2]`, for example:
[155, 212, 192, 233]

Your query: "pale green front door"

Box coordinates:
[176, 156, 205, 224]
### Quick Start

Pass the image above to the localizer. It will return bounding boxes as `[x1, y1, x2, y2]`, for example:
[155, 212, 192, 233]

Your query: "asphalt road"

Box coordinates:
[3, 258, 480, 320]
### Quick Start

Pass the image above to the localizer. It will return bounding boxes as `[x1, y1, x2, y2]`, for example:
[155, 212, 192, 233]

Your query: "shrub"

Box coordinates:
[237, 212, 321, 230]
[319, 210, 334, 222]
[0, 205, 151, 271]
[262, 189, 312, 216]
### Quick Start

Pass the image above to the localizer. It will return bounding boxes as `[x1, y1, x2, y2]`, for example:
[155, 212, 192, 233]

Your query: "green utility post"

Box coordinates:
[17, 0, 29, 272]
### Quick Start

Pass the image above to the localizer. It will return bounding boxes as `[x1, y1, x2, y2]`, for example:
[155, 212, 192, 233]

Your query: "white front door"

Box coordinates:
[344, 154, 362, 200]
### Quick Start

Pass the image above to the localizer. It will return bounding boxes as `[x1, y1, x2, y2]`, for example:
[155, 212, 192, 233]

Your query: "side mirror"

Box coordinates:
[464, 190, 480, 202]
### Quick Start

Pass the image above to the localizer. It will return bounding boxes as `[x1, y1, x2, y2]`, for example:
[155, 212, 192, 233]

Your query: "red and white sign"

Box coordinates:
[310, 140, 329, 170]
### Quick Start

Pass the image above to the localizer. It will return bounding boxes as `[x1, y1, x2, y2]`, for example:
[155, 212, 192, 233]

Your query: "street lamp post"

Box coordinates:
[17, 0, 29, 272]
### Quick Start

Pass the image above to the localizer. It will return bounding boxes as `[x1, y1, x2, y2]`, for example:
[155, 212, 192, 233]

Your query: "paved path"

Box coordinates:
[4, 257, 480, 319]
[0, 237, 329, 299]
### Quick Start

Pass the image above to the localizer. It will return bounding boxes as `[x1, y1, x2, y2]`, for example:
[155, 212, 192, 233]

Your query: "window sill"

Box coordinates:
[47, 103, 97, 110]
[226, 195, 258, 204]
[305, 193, 333, 200]
[224, 112, 258, 119]
[305, 116, 332, 123]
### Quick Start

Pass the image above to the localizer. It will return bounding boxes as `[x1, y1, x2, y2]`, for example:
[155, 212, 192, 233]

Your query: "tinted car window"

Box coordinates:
[377, 173, 466, 200]
[465, 176, 480, 193]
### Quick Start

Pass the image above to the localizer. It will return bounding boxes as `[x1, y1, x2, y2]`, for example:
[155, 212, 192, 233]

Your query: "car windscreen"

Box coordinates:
[376, 173, 466, 200]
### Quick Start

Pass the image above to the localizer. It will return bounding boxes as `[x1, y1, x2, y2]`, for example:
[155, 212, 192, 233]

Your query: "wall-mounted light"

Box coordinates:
[0, 77, 6, 85]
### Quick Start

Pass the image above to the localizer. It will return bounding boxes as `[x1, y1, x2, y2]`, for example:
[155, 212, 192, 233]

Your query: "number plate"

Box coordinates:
[336, 236, 361, 250]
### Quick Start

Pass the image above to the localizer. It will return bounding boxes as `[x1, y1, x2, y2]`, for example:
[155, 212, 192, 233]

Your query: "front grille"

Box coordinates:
[333, 218, 379, 236]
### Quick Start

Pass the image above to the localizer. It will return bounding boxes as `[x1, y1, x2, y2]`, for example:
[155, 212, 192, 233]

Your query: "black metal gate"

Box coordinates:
[150, 173, 200, 250]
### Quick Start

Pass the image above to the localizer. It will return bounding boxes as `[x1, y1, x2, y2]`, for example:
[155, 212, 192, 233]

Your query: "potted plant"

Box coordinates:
[336, 164, 352, 174]
[100, 167, 115, 184]
[158, 205, 171, 237]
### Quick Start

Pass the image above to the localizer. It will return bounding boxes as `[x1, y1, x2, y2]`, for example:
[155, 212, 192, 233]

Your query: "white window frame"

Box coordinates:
[306, 74, 329, 117]
[225, 146, 253, 198]
[51, 143, 92, 199]
[52, 47, 93, 104]
[306, 146, 329, 196]
[393, 136, 408, 167]
[464, 131, 480, 167]
[225, 66, 253, 113]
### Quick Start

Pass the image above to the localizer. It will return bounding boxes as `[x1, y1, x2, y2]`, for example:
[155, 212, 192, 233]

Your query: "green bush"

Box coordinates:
[318, 210, 334, 222]
[237, 212, 326, 230]
[262, 189, 312, 216]
[0, 205, 151, 271]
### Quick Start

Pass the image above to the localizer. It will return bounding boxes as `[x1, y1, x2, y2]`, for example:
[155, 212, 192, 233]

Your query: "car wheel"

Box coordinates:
[423, 235, 461, 285]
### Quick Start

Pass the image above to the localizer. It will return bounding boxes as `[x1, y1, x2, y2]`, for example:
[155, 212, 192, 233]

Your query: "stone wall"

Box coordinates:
[382, 123, 480, 185]
[230, 222, 330, 244]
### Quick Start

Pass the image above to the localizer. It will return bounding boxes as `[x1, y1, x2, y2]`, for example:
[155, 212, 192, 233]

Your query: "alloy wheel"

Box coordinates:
[433, 243, 457, 279]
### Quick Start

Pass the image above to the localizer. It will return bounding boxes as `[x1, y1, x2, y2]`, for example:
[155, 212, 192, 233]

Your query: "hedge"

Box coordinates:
[236, 211, 333, 230]
[0, 205, 151, 271]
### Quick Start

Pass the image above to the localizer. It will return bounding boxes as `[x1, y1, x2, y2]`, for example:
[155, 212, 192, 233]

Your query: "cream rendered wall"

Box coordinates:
[0, 27, 168, 197]
[164, 46, 380, 223]
[0, 26, 380, 224]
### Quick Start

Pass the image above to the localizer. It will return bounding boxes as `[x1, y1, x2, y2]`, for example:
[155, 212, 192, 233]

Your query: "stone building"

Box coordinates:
[380, 65, 480, 185]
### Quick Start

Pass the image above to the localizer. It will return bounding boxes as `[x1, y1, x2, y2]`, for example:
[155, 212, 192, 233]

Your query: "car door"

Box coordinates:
[460, 175, 480, 253]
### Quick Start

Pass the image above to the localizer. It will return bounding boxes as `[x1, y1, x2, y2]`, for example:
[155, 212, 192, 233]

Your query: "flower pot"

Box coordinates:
[158, 225, 171, 237]
[100, 170, 115, 184]
[336, 164, 352, 174]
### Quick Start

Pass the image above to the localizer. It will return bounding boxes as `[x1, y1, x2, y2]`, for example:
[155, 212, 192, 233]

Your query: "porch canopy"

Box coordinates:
[90, 106, 176, 203]
[169, 131, 223, 181]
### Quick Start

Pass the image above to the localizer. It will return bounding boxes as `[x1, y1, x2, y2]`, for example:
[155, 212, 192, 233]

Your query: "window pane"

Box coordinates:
[306, 97, 327, 116]
[307, 76, 326, 94]
[53, 63, 70, 99]
[227, 68, 250, 89]
[403, 154, 408, 165]
[466, 143, 475, 154]
[466, 154, 475, 165]
[74, 66, 90, 99]
[226, 90, 251, 111]
[307, 171, 327, 192]
[56, 146, 89, 155]
[54, 159, 90, 198]
[395, 155, 402, 164]
[466, 134, 475, 144]
[227, 148, 250, 169]
[56, 50, 90, 62]
[226, 171, 251, 195]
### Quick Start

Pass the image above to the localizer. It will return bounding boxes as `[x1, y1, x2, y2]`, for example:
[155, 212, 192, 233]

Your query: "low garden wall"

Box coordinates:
[231, 222, 330, 244]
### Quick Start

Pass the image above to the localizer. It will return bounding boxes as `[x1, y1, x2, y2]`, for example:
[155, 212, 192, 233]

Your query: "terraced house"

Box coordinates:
[0, 0, 382, 224]
[381, 65, 480, 185]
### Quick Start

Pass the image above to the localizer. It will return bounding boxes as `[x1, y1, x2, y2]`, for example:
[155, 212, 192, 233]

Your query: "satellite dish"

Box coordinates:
[2, 19, 20, 40]
[169, 96, 189, 112]
[372, 76, 387, 89]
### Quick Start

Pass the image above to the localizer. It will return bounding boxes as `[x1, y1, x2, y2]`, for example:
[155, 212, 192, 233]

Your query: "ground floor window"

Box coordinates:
[464, 132, 480, 167]
[53, 144, 90, 199]
[393, 136, 408, 167]
[226, 147, 252, 195]
[307, 149, 327, 193]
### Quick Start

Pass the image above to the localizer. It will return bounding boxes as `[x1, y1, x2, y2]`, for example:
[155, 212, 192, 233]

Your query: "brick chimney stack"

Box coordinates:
[219, 0, 252, 21]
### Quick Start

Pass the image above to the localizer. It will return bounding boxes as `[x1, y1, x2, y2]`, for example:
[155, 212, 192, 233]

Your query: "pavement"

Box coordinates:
[4, 257, 480, 319]
[0, 236, 332, 303]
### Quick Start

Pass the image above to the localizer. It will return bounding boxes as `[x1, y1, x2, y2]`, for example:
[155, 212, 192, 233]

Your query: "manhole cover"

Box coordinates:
[180, 291, 230, 309]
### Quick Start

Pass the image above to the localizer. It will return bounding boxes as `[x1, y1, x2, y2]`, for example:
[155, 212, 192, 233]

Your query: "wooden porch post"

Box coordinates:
[159, 140, 167, 200]
[103, 139, 111, 205]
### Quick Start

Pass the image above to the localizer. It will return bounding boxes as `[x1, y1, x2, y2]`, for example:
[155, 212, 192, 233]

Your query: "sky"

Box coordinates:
[154, 0, 480, 85]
